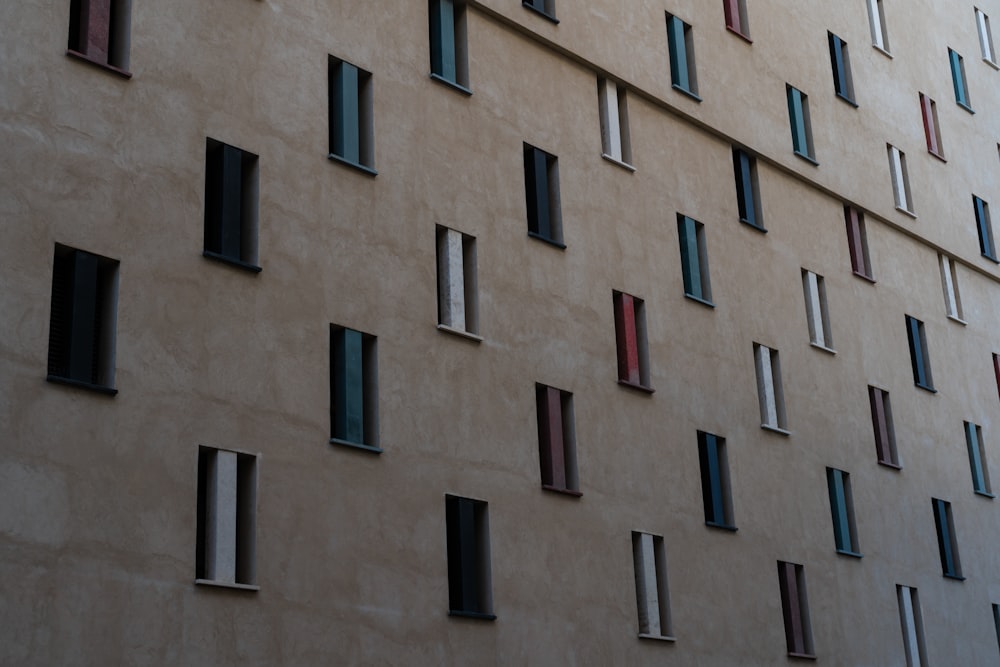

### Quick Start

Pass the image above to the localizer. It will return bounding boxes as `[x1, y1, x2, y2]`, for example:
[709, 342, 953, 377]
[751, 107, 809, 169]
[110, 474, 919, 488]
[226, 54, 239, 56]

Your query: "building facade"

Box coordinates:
[3, 0, 1000, 664]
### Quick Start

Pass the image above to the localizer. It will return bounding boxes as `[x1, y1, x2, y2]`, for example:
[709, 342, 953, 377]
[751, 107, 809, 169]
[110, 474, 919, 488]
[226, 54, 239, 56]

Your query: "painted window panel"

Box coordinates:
[802, 269, 833, 349]
[698, 431, 735, 529]
[938, 254, 964, 321]
[677, 215, 712, 304]
[993, 353, 1000, 403]
[666, 15, 698, 97]
[932, 498, 963, 579]
[632, 532, 674, 640]
[965, 422, 993, 497]
[67, 0, 132, 74]
[613, 291, 652, 391]
[869, 386, 900, 467]
[777, 561, 815, 658]
[950, 48, 973, 111]
[828, 33, 855, 104]
[887, 145, 913, 214]
[919, 94, 944, 158]
[446, 495, 495, 619]
[977, 8, 996, 64]
[827, 468, 861, 555]
[754, 343, 787, 431]
[328, 57, 376, 172]
[723, 0, 749, 38]
[733, 148, 763, 229]
[436, 226, 478, 335]
[845, 206, 874, 280]
[598, 78, 632, 165]
[536, 384, 580, 495]
[897, 585, 929, 667]
[786, 86, 815, 160]
[429, 0, 469, 89]
[195, 446, 257, 588]
[867, 0, 890, 51]
[974, 195, 997, 261]
[330, 325, 380, 452]
[905, 316, 934, 391]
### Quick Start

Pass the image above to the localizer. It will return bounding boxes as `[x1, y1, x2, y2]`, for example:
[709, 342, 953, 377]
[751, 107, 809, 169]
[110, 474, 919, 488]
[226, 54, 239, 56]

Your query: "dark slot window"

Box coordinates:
[204, 139, 260, 272]
[446, 495, 495, 619]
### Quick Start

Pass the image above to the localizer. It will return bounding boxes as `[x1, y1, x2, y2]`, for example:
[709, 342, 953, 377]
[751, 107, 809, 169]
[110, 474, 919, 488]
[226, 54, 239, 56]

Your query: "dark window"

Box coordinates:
[446, 495, 495, 619]
[974, 195, 997, 262]
[828, 33, 856, 104]
[429, 0, 470, 92]
[523, 143, 563, 246]
[733, 148, 763, 230]
[67, 0, 132, 76]
[677, 214, 713, 305]
[698, 431, 735, 529]
[827, 468, 861, 556]
[536, 384, 580, 495]
[204, 139, 260, 272]
[786, 85, 816, 162]
[965, 422, 993, 497]
[932, 498, 963, 579]
[905, 316, 934, 392]
[777, 561, 815, 658]
[845, 206, 874, 281]
[869, 386, 900, 468]
[328, 56, 376, 173]
[330, 325, 380, 452]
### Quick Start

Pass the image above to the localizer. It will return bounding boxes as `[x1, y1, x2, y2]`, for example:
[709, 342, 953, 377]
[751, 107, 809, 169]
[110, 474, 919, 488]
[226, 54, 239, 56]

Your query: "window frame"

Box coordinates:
[733, 148, 764, 230]
[937, 254, 965, 323]
[446, 495, 495, 620]
[866, 0, 891, 54]
[887, 144, 914, 215]
[329, 324, 380, 453]
[897, 585, 929, 667]
[869, 386, 900, 468]
[828, 32, 856, 106]
[754, 343, 788, 434]
[932, 498, 963, 580]
[698, 431, 735, 530]
[723, 0, 750, 41]
[613, 291, 653, 392]
[203, 138, 261, 273]
[66, 0, 132, 77]
[598, 77, 633, 168]
[827, 468, 862, 557]
[802, 269, 834, 352]
[523, 143, 564, 247]
[535, 383, 581, 496]
[666, 13, 700, 100]
[919, 93, 944, 160]
[845, 206, 875, 281]
[974, 195, 998, 262]
[436, 225, 480, 339]
[522, 0, 557, 23]
[949, 48, 974, 113]
[965, 421, 994, 498]
[632, 531, 675, 641]
[905, 315, 934, 392]
[429, 0, 471, 93]
[777, 561, 815, 659]
[977, 7, 997, 67]
[677, 214, 713, 306]
[786, 85, 816, 163]
[328, 56, 377, 175]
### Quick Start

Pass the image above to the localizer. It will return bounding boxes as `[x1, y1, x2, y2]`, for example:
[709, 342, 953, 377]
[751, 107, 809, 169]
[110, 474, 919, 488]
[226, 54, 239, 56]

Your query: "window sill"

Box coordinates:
[877, 460, 903, 471]
[852, 270, 877, 284]
[705, 521, 738, 532]
[740, 219, 767, 233]
[981, 253, 1000, 264]
[671, 84, 702, 103]
[638, 633, 676, 642]
[872, 44, 893, 58]
[984, 58, 1000, 70]
[601, 153, 636, 172]
[66, 50, 132, 79]
[618, 379, 655, 394]
[914, 382, 937, 394]
[761, 424, 791, 436]
[974, 490, 996, 499]
[725, 26, 753, 43]
[542, 484, 583, 497]
[437, 324, 483, 342]
[448, 610, 497, 621]
[327, 153, 378, 176]
[46, 374, 118, 395]
[194, 579, 259, 591]
[928, 149, 947, 163]
[946, 315, 967, 326]
[895, 206, 917, 219]
[835, 92, 859, 108]
[809, 342, 836, 355]
[527, 231, 566, 249]
[788, 651, 817, 661]
[957, 101, 976, 114]
[329, 438, 383, 454]
[683, 293, 715, 308]
[429, 73, 472, 96]
[522, 2, 558, 23]
[836, 549, 863, 559]
[943, 573, 966, 582]
[793, 151, 819, 166]
[203, 251, 262, 273]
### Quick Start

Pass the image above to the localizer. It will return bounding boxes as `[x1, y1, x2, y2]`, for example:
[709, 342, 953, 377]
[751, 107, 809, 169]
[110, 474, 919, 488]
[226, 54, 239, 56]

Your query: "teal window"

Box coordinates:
[522, 0, 556, 22]
[828, 33, 856, 105]
[677, 215, 713, 305]
[949, 48, 973, 112]
[330, 324, 380, 452]
[698, 432, 734, 529]
[733, 148, 763, 230]
[932, 498, 963, 580]
[974, 195, 997, 262]
[965, 422, 994, 497]
[786, 85, 816, 162]
[328, 56, 376, 174]
[826, 468, 861, 557]
[905, 315, 934, 392]
[429, 0, 470, 92]
[666, 14, 699, 99]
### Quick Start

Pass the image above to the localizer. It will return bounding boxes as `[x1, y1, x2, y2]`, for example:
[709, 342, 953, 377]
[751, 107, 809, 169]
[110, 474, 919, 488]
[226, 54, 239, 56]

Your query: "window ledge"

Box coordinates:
[872, 44, 893, 58]
[943, 573, 966, 582]
[329, 438, 383, 454]
[794, 151, 819, 166]
[915, 382, 937, 394]
[974, 490, 996, 499]
[46, 374, 118, 396]
[877, 460, 903, 471]
[683, 293, 715, 308]
[522, 2, 558, 23]
[195, 579, 259, 591]
[618, 379, 655, 394]
[984, 58, 1000, 70]
[836, 549, 863, 559]
[835, 92, 859, 108]
[448, 610, 497, 621]
[203, 251, 262, 273]
[895, 206, 917, 219]
[437, 324, 483, 342]
[740, 219, 767, 233]
[957, 101, 976, 114]
[542, 484, 583, 497]
[725, 26, 753, 43]
[601, 153, 636, 172]
[638, 633, 676, 643]
[429, 73, 472, 96]
[705, 521, 738, 532]
[946, 315, 967, 326]
[671, 84, 702, 103]
[981, 253, 1000, 264]
[527, 231, 566, 249]
[761, 424, 791, 436]
[788, 652, 817, 661]
[928, 149, 947, 163]
[327, 153, 378, 176]
[809, 342, 837, 354]
[66, 50, 132, 79]
[852, 270, 877, 284]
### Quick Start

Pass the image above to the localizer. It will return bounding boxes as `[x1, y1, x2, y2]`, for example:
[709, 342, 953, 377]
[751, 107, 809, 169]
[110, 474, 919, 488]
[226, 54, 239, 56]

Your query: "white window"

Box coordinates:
[977, 8, 997, 65]
[196, 446, 258, 589]
[896, 585, 928, 667]
[887, 145, 913, 214]
[867, 0, 890, 52]
[754, 343, 788, 433]
[436, 226, 479, 338]
[598, 78, 632, 167]
[938, 254, 964, 322]
[632, 531, 674, 641]
[801, 269, 833, 351]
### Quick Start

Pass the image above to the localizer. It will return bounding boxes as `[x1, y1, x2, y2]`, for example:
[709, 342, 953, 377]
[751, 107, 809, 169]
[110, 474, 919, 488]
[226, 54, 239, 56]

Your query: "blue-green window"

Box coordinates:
[330, 324, 380, 452]
[949, 48, 974, 112]
[974, 195, 997, 262]
[905, 315, 934, 392]
[677, 215, 713, 305]
[429, 0, 470, 92]
[965, 422, 994, 497]
[786, 85, 816, 162]
[733, 148, 763, 230]
[328, 56, 376, 174]
[698, 432, 734, 529]
[932, 498, 963, 579]
[666, 14, 699, 99]
[828, 32, 856, 105]
[826, 468, 861, 557]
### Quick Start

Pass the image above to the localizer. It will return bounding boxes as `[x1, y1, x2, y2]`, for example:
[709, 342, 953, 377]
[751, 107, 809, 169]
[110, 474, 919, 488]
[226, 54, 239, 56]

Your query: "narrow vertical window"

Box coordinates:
[666, 14, 699, 99]
[905, 316, 934, 392]
[328, 56, 376, 173]
[66, 0, 132, 75]
[777, 561, 815, 659]
[974, 195, 997, 262]
[932, 498, 963, 579]
[677, 214, 713, 305]
[698, 431, 735, 529]
[195, 446, 258, 589]
[429, 0, 470, 92]
[613, 291, 653, 392]
[436, 226, 479, 337]
[828, 33, 856, 105]
[827, 468, 861, 556]
[887, 145, 913, 215]
[733, 148, 763, 230]
[801, 269, 833, 351]
[598, 78, 633, 167]
[632, 532, 674, 640]
[993, 604, 1000, 655]
[329, 324, 380, 452]
[723, 0, 750, 39]
[869, 386, 900, 468]
[523, 143, 563, 247]
[845, 206, 874, 281]
[535, 384, 580, 495]
[522, 0, 556, 22]
[949, 48, 974, 112]
[866, 0, 890, 52]
[46, 244, 119, 394]
[919, 94, 944, 159]
[938, 254, 964, 322]
[786, 86, 816, 162]
[993, 353, 1000, 403]
[754, 343, 788, 433]
[204, 139, 260, 272]
[977, 8, 997, 66]
[446, 495, 495, 619]
[897, 585, 929, 667]
[965, 422, 993, 497]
